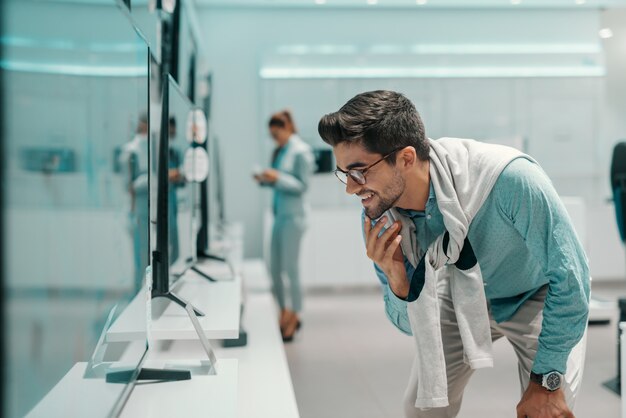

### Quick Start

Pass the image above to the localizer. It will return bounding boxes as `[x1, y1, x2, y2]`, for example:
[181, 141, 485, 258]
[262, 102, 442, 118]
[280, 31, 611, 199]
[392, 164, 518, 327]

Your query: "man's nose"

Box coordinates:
[345, 176, 360, 195]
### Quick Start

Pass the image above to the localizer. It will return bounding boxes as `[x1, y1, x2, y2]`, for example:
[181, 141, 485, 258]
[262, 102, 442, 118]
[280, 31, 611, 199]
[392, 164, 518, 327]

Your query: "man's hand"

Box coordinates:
[516, 382, 573, 418]
[364, 216, 408, 298]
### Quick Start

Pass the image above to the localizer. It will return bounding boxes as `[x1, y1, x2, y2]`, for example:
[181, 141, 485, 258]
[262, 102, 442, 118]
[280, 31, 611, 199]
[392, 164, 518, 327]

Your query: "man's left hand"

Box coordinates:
[516, 382, 573, 418]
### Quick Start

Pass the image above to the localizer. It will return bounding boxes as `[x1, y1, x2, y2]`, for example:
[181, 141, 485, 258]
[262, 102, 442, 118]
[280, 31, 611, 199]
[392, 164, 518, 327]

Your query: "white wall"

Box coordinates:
[199, 7, 626, 280]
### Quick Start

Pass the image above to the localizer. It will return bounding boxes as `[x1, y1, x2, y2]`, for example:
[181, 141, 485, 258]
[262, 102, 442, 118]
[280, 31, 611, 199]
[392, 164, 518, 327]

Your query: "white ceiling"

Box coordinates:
[194, 0, 626, 8]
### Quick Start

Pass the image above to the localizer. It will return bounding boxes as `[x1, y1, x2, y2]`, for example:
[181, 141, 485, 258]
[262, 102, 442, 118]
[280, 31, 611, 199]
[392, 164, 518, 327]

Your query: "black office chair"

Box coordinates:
[612, 142, 626, 244]
[604, 141, 626, 394]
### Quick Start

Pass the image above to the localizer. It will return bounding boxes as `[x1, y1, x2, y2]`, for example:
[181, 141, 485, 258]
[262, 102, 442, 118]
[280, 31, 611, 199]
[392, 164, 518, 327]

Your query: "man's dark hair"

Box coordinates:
[318, 90, 429, 162]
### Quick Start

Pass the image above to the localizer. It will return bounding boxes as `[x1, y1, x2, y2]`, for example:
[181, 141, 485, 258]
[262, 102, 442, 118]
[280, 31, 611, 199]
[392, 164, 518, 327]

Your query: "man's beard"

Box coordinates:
[364, 173, 405, 220]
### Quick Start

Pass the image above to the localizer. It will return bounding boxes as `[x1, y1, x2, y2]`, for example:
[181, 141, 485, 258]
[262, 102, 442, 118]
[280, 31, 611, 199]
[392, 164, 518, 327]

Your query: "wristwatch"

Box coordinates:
[530, 371, 563, 391]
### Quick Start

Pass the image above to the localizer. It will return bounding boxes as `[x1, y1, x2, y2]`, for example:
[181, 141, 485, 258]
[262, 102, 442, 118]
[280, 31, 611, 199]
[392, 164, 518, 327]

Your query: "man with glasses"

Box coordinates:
[318, 90, 589, 418]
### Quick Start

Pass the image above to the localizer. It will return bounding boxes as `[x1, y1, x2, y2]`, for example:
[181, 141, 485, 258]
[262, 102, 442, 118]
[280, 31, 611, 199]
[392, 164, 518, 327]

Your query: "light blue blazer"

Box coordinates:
[267, 134, 315, 219]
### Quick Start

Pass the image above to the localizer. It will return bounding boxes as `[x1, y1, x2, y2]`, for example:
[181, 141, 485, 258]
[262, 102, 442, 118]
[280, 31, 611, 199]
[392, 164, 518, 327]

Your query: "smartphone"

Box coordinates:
[251, 164, 263, 177]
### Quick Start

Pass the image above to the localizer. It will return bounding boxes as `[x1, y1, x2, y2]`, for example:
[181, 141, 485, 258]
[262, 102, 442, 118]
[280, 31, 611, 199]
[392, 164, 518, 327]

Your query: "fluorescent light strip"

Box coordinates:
[276, 45, 359, 55]
[0, 60, 148, 77]
[0, 36, 144, 53]
[274, 43, 601, 55]
[410, 43, 602, 54]
[260, 66, 605, 79]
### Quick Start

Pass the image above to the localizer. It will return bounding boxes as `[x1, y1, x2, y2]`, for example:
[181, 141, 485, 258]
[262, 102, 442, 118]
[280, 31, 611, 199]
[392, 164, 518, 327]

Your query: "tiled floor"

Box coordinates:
[284, 283, 625, 418]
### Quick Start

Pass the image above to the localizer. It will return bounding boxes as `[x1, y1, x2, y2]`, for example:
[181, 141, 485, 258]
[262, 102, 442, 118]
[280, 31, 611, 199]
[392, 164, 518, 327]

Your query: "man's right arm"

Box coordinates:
[374, 263, 413, 336]
[361, 212, 413, 336]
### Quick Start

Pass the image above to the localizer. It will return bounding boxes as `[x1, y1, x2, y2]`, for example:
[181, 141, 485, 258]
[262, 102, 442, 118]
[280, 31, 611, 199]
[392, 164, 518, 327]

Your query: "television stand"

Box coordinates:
[152, 291, 205, 317]
[191, 265, 218, 282]
[198, 251, 227, 263]
[106, 367, 191, 383]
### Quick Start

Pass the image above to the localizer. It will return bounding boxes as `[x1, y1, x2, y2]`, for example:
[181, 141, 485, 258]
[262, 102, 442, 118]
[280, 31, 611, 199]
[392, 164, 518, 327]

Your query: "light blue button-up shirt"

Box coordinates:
[367, 157, 590, 375]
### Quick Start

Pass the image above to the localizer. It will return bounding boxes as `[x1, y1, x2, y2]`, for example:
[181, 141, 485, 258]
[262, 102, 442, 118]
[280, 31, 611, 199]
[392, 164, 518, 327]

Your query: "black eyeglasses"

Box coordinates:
[334, 148, 403, 185]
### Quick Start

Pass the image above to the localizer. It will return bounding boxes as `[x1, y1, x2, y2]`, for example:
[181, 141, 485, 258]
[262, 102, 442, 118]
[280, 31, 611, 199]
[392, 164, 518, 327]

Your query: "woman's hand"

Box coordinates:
[260, 169, 279, 184]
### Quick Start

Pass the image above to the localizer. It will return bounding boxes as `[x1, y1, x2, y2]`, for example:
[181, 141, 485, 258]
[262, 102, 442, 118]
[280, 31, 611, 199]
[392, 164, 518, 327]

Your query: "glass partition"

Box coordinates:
[1, 1, 150, 416]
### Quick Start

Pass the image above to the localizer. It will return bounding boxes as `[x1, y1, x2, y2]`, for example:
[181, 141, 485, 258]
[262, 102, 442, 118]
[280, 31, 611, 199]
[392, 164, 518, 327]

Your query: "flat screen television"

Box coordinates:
[195, 74, 229, 266]
[2, 0, 155, 414]
[149, 69, 204, 315]
[167, 76, 198, 282]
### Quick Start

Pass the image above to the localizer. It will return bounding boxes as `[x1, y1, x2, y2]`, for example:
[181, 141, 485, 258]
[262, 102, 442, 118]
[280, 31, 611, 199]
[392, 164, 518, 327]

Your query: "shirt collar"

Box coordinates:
[396, 183, 436, 218]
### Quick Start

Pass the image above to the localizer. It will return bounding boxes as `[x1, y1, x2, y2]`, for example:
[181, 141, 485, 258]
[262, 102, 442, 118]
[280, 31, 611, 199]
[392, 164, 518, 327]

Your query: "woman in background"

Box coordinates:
[254, 110, 315, 342]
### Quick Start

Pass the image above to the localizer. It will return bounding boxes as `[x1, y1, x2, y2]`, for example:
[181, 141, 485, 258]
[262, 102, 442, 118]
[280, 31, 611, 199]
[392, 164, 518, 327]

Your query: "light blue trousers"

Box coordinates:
[270, 216, 306, 313]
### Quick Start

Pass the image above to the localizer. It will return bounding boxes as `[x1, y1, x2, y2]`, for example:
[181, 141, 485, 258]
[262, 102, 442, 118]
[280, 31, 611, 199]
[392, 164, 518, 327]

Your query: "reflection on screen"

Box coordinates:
[167, 77, 198, 282]
[129, 0, 160, 60]
[2, 0, 150, 416]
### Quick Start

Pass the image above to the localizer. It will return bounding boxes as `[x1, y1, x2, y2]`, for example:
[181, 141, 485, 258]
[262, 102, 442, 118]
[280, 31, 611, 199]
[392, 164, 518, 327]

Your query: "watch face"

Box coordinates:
[545, 372, 562, 390]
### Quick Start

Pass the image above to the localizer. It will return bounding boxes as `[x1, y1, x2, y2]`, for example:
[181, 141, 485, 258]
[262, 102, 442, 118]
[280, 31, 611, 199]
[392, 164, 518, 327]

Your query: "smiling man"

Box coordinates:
[318, 90, 590, 418]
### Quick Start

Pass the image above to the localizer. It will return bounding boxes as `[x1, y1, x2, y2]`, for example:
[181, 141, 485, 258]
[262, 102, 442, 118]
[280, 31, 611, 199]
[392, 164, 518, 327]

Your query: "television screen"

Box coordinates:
[2, 0, 150, 415]
[167, 76, 198, 283]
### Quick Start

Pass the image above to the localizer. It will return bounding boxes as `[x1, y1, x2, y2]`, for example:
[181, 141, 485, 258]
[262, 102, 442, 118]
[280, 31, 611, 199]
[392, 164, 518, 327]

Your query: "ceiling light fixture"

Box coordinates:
[599, 28, 614, 39]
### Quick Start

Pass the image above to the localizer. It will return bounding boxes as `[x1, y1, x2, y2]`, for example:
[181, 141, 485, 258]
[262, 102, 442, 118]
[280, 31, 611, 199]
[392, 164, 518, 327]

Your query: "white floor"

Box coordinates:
[284, 283, 624, 418]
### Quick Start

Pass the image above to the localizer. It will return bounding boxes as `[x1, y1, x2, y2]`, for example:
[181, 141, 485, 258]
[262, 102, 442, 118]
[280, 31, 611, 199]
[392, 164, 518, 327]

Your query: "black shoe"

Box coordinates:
[282, 319, 301, 342]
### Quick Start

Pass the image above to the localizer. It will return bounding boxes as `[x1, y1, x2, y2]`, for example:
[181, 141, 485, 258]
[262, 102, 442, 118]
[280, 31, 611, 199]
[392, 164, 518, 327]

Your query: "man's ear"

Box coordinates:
[398, 146, 417, 168]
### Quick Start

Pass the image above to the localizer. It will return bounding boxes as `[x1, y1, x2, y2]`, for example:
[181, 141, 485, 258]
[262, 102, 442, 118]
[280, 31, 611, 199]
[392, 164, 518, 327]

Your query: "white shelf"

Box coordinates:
[120, 359, 238, 418]
[241, 258, 272, 292]
[26, 359, 239, 418]
[223, 292, 300, 418]
[148, 260, 300, 418]
[107, 267, 241, 342]
[26, 363, 127, 418]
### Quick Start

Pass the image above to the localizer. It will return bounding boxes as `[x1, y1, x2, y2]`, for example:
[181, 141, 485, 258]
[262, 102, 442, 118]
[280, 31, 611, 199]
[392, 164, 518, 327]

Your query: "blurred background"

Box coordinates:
[2, 1, 626, 417]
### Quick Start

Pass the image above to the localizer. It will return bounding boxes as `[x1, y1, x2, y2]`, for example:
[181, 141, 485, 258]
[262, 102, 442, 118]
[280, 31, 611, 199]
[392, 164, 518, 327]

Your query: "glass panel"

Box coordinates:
[177, 2, 197, 101]
[1, 1, 149, 416]
[129, 0, 161, 60]
[167, 77, 198, 283]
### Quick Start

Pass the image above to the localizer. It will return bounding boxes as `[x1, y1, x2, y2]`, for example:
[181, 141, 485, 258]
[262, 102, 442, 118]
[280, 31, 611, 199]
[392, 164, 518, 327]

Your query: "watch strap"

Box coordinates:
[529, 371, 543, 385]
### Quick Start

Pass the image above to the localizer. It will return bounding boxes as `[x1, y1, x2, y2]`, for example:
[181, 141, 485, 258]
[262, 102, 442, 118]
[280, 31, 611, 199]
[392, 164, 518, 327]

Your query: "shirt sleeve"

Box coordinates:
[273, 151, 315, 194]
[376, 263, 414, 336]
[494, 158, 590, 375]
[360, 211, 413, 336]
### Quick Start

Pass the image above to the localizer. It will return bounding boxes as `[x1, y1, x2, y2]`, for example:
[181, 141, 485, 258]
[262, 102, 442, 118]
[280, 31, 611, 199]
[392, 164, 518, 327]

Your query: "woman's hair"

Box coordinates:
[318, 90, 429, 162]
[269, 109, 297, 134]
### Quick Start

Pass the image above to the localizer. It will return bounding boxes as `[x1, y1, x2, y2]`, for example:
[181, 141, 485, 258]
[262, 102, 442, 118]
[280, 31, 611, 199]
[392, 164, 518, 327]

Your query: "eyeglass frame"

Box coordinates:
[334, 147, 405, 185]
